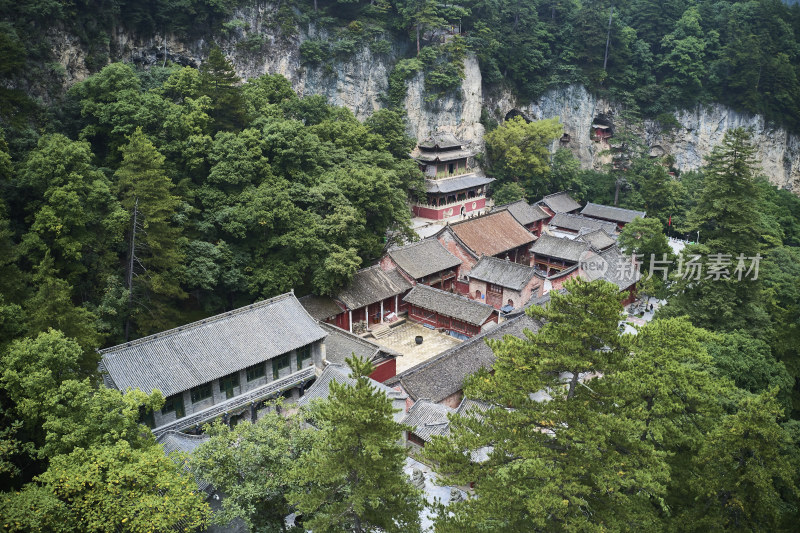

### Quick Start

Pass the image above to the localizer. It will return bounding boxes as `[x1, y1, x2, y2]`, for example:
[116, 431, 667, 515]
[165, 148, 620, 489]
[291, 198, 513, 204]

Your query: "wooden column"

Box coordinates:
[348, 310, 353, 333]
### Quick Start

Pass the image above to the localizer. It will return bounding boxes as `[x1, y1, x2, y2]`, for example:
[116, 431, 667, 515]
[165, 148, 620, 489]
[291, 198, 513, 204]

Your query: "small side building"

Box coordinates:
[99, 292, 327, 436]
[319, 322, 402, 383]
[536, 191, 582, 221]
[297, 363, 408, 423]
[530, 234, 590, 275]
[403, 284, 498, 339]
[579, 202, 646, 230]
[380, 238, 462, 290]
[333, 265, 413, 333]
[548, 212, 618, 238]
[467, 256, 540, 310]
[497, 199, 551, 236]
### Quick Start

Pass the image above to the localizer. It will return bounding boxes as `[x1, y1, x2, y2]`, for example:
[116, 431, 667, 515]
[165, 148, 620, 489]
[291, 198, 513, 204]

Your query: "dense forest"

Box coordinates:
[2, 0, 800, 132]
[1, 0, 800, 531]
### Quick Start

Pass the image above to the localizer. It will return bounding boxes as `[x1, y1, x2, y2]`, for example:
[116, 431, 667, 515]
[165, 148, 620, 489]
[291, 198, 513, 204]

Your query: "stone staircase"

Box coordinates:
[371, 323, 393, 339]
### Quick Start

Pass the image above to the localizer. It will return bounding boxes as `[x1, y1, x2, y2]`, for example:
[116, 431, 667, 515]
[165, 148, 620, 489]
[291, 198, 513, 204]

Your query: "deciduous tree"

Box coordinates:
[191, 409, 310, 532]
[484, 116, 563, 198]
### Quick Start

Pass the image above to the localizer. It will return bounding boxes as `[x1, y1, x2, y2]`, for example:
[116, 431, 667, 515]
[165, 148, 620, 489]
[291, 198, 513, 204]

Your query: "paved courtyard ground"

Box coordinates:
[371, 321, 462, 373]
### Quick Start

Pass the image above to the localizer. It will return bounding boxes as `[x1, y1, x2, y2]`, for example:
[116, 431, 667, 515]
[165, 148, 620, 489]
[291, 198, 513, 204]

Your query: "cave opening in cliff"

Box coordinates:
[591, 114, 614, 140]
[504, 109, 532, 123]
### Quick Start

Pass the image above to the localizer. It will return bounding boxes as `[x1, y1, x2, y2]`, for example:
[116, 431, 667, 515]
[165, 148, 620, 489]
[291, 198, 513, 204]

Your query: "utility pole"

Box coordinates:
[125, 198, 138, 342]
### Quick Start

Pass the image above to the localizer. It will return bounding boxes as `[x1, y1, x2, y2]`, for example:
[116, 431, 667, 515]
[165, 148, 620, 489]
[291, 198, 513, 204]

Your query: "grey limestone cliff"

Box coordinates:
[49, 3, 800, 192]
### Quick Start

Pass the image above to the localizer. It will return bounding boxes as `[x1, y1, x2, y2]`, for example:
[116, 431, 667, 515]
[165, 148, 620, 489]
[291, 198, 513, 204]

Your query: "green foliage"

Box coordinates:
[704, 330, 793, 412]
[364, 108, 416, 158]
[661, 129, 769, 334]
[191, 409, 310, 531]
[115, 127, 186, 336]
[618, 217, 672, 268]
[680, 390, 799, 531]
[16, 133, 126, 293]
[35, 441, 209, 532]
[22, 258, 103, 361]
[38, 381, 162, 460]
[759, 246, 800, 413]
[484, 116, 563, 198]
[491, 181, 526, 205]
[300, 39, 331, 64]
[1, 330, 85, 424]
[289, 356, 423, 532]
[387, 57, 423, 108]
[200, 47, 246, 131]
[427, 279, 656, 530]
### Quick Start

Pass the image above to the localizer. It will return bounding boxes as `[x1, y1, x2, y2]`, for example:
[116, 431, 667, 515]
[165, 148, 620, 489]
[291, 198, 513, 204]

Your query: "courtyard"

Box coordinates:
[371, 321, 463, 373]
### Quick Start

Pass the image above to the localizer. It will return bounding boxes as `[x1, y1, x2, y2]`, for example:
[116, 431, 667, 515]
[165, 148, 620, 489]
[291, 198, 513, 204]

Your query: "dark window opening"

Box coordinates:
[190, 383, 213, 404]
[161, 394, 186, 418]
[246, 362, 266, 382]
[139, 406, 155, 429]
[408, 433, 426, 446]
[273, 353, 291, 380]
[296, 345, 312, 369]
[220, 372, 240, 399]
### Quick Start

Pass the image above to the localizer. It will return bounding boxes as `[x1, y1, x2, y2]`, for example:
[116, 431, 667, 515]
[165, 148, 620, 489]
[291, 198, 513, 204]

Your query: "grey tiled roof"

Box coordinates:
[299, 294, 343, 321]
[99, 293, 326, 398]
[581, 202, 646, 224]
[156, 431, 211, 491]
[298, 364, 407, 423]
[594, 246, 641, 290]
[468, 256, 538, 291]
[336, 266, 412, 310]
[576, 228, 616, 251]
[403, 398, 490, 442]
[502, 200, 550, 225]
[403, 400, 454, 442]
[424, 174, 494, 194]
[388, 239, 461, 280]
[403, 284, 495, 326]
[416, 148, 473, 162]
[157, 430, 209, 456]
[385, 314, 541, 403]
[319, 322, 400, 365]
[540, 191, 581, 213]
[418, 133, 462, 150]
[549, 213, 618, 234]
[530, 234, 590, 263]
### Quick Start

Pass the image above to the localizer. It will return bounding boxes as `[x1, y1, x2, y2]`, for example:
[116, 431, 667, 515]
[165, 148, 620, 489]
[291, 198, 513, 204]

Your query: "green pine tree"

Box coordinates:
[661, 128, 768, 334]
[425, 279, 667, 531]
[200, 46, 245, 132]
[289, 356, 423, 533]
[114, 128, 186, 338]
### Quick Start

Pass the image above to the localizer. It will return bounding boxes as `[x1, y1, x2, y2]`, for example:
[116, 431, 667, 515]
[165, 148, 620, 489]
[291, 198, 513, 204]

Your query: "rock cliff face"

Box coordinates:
[51, 3, 799, 192]
[485, 85, 800, 192]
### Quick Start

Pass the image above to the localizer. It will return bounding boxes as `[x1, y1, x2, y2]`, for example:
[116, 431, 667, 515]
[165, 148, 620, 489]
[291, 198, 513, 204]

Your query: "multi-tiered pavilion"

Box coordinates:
[410, 133, 494, 220]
